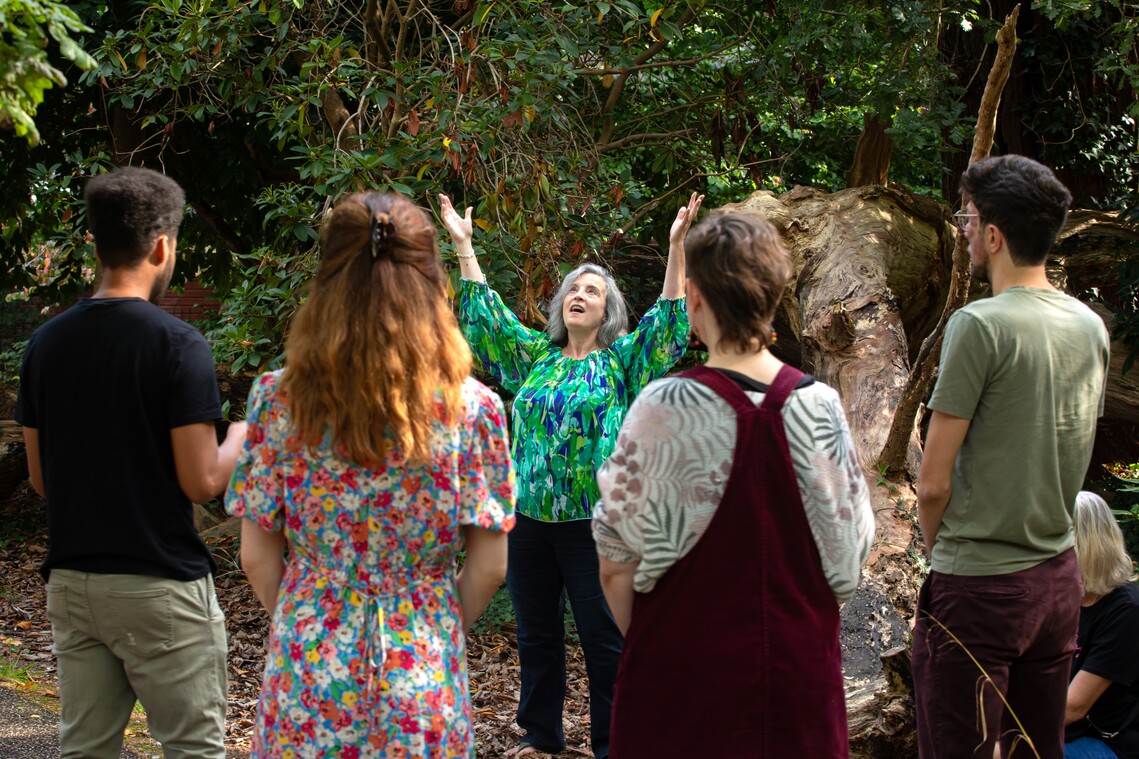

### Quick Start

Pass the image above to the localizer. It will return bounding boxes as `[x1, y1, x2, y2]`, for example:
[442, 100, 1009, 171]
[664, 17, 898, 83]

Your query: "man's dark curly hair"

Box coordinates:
[84, 167, 185, 269]
[959, 155, 1072, 266]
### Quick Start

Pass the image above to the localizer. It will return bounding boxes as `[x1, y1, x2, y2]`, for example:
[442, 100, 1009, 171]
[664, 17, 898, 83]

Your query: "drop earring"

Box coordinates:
[687, 328, 707, 352]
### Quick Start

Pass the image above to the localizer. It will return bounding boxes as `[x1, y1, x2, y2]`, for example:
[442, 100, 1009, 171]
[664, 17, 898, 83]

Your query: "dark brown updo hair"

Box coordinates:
[685, 211, 792, 353]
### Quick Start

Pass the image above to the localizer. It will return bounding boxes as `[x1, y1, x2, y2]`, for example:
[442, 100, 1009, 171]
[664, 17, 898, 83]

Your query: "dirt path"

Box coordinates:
[0, 682, 150, 758]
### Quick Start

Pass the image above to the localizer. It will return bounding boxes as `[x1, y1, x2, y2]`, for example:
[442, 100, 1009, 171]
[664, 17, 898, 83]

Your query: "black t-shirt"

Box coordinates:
[15, 298, 222, 581]
[1071, 582, 1139, 758]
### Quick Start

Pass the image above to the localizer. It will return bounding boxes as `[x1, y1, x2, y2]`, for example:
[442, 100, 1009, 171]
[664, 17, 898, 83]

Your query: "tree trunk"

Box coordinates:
[735, 185, 953, 472]
[848, 113, 894, 188]
[728, 185, 950, 758]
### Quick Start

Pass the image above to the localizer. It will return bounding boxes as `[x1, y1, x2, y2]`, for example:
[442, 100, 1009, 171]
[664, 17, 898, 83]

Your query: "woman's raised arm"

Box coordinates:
[661, 191, 704, 299]
[440, 194, 485, 283]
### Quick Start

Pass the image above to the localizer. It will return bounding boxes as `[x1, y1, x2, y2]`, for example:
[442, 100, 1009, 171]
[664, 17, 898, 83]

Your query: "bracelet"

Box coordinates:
[455, 250, 477, 260]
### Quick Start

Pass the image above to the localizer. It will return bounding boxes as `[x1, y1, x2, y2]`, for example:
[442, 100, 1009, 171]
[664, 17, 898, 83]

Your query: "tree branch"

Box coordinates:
[364, 0, 388, 67]
[394, 0, 419, 66]
[878, 4, 1021, 473]
[575, 40, 740, 76]
[597, 129, 695, 153]
[190, 198, 251, 254]
[598, 5, 697, 146]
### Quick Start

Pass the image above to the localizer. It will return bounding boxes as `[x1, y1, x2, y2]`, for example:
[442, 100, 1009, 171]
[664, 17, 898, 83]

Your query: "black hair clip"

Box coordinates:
[371, 213, 395, 260]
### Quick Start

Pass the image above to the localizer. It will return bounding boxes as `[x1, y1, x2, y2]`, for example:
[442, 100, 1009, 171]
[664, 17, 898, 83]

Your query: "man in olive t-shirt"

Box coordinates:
[914, 155, 1110, 759]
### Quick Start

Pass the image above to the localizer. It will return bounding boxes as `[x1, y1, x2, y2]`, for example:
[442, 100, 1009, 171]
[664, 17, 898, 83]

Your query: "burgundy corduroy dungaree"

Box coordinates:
[609, 365, 848, 758]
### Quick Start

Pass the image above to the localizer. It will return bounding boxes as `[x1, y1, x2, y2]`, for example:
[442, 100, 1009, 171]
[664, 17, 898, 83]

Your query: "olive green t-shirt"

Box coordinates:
[927, 286, 1109, 576]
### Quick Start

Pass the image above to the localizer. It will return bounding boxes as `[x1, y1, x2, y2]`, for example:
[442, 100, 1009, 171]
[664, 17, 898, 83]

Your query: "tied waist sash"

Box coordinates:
[285, 551, 454, 693]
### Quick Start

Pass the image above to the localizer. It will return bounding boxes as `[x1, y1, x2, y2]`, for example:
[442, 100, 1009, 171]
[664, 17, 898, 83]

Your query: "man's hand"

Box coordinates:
[916, 411, 971, 558]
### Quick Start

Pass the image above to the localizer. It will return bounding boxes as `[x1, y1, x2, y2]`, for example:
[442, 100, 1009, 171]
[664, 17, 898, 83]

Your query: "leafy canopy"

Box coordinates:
[0, 0, 95, 144]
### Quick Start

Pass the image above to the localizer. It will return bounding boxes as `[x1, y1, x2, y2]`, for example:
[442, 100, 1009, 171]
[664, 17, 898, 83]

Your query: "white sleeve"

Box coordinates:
[784, 385, 875, 604]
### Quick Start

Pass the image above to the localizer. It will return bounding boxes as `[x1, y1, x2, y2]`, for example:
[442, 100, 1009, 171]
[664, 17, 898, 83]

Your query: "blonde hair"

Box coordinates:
[281, 192, 471, 466]
[1074, 491, 1137, 597]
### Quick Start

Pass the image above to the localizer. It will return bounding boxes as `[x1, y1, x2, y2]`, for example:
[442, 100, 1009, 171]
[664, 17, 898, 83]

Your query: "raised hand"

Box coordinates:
[669, 191, 704, 248]
[439, 194, 474, 246]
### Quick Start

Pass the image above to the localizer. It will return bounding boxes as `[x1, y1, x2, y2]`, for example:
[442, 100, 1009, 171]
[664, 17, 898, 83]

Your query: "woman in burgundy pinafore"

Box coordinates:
[593, 210, 873, 758]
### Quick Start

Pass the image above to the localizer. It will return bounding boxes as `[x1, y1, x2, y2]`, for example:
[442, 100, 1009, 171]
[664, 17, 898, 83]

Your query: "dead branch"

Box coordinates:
[877, 4, 1021, 473]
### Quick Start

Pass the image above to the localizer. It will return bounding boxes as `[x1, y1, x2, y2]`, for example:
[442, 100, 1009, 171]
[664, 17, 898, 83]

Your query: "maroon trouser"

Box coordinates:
[609, 365, 848, 758]
[913, 549, 1080, 759]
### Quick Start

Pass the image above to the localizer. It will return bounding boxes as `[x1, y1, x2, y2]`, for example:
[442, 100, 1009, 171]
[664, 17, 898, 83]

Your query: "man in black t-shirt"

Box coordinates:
[15, 167, 247, 758]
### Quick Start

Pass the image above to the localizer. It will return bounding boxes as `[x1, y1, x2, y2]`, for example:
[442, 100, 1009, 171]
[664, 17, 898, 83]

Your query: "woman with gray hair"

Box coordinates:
[1065, 491, 1139, 759]
[439, 192, 700, 758]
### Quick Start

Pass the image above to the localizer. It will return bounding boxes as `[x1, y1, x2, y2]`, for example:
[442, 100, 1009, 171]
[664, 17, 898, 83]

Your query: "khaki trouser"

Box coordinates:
[45, 570, 228, 759]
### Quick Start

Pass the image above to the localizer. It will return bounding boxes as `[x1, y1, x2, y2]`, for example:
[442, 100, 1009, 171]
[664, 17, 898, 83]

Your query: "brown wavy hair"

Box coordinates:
[280, 191, 471, 466]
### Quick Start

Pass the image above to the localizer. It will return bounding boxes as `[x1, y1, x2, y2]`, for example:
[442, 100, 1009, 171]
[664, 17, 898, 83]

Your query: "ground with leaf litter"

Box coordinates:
[0, 486, 596, 758]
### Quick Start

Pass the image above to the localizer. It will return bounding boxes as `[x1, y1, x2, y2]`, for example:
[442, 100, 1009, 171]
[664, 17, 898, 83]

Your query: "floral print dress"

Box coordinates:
[458, 279, 688, 522]
[226, 371, 515, 758]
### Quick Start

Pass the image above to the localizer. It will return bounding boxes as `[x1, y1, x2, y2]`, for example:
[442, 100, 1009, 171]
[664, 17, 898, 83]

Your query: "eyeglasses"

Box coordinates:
[953, 210, 979, 232]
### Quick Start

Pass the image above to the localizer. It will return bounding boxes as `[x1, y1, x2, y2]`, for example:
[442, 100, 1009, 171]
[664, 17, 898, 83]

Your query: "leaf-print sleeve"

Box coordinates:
[592, 391, 653, 566]
[594, 377, 733, 591]
[612, 297, 689, 394]
[785, 385, 875, 604]
[225, 372, 286, 532]
[458, 381, 517, 532]
[458, 279, 546, 394]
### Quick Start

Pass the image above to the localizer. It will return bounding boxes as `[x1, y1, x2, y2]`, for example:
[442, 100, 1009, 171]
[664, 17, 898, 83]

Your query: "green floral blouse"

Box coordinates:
[459, 278, 688, 522]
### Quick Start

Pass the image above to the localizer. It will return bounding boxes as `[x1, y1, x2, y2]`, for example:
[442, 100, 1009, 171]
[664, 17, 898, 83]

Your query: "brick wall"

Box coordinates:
[157, 278, 220, 322]
[1, 279, 219, 342]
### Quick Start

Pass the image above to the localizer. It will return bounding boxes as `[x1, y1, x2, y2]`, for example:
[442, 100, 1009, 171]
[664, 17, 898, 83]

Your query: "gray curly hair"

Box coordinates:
[545, 263, 629, 348]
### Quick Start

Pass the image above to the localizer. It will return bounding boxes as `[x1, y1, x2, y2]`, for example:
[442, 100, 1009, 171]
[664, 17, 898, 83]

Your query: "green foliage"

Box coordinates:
[0, 339, 28, 388]
[0, 0, 95, 144]
[2, 155, 110, 303]
[0, 0, 1134, 369]
[1087, 462, 1139, 560]
[0, 654, 34, 684]
[202, 184, 319, 372]
[1036, 1, 1139, 119]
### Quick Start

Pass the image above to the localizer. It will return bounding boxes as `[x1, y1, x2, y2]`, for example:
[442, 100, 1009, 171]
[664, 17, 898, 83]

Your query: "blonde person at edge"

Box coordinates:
[227, 192, 516, 758]
[1063, 491, 1139, 759]
[439, 191, 701, 759]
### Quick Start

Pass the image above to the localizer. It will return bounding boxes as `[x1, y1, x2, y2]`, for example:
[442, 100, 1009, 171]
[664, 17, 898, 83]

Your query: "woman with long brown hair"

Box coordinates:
[227, 192, 516, 758]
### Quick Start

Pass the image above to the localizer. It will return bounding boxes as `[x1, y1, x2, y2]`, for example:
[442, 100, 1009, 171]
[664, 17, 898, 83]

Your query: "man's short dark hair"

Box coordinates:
[959, 155, 1072, 266]
[84, 167, 186, 269]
